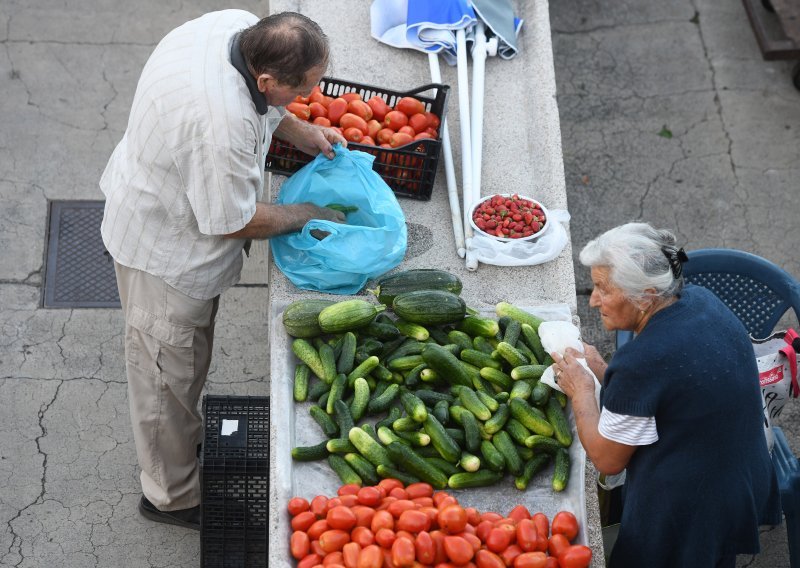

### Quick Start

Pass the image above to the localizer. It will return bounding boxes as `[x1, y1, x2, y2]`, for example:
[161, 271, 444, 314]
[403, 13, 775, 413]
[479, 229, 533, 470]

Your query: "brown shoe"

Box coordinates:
[138, 496, 200, 531]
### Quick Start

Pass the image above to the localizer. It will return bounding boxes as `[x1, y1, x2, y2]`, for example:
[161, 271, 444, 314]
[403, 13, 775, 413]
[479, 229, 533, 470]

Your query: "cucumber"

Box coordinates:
[428, 327, 451, 345]
[447, 330, 474, 354]
[326, 373, 348, 415]
[379, 336, 408, 360]
[461, 349, 502, 370]
[282, 299, 335, 338]
[531, 380, 552, 406]
[419, 368, 440, 384]
[347, 355, 380, 388]
[395, 430, 430, 447]
[307, 378, 331, 401]
[326, 437, 358, 454]
[432, 399, 450, 425]
[520, 323, 547, 364]
[515, 454, 551, 490]
[291, 441, 329, 461]
[395, 320, 430, 341]
[414, 389, 454, 406]
[336, 332, 358, 375]
[495, 341, 529, 368]
[495, 302, 545, 332]
[388, 355, 426, 372]
[472, 335, 495, 355]
[385, 441, 448, 489]
[372, 269, 463, 305]
[293, 363, 310, 402]
[345, 453, 380, 486]
[392, 290, 467, 326]
[459, 452, 481, 472]
[319, 343, 337, 384]
[292, 339, 327, 382]
[545, 397, 573, 447]
[348, 427, 394, 468]
[423, 414, 461, 463]
[483, 403, 510, 435]
[492, 430, 523, 476]
[480, 440, 506, 472]
[505, 418, 533, 446]
[385, 339, 426, 362]
[367, 383, 400, 415]
[333, 399, 355, 435]
[511, 365, 549, 381]
[457, 387, 491, 421]
[309, 405, 338, 437]
[392, 416, 421, 432]
[328, 454, 362, 485]
[400, 389, 428, 422]
[503, 319, 522, 347]
[552, 448, 570, 492]
[421, 344, 473, 387]
[457, 316, 500, 338]
[555, 390, 568, 408]
[426, 457, 460, 476]
[475, 389, 499, 413]
[514, 340, 538, 365]
[448, 470, 503, 489]
[403, 363, 426, 389]
[350, 377, 370, 422]
[445, 428, 466, 447]
[524, 434, 563, 454]
[375, 406, 402, 431]
[495, 391, 510, 404]
[480, 367, 513, 391]
[509, 379, 533, 401]
[358, 338, 383, 356]
[376, 464, 420, 486]
[361, 423, 380, 442]
[363, 320, 401, 341]
[509, 398, 555, 437]
[378, 425, 409, 447]
[319, 300, 386, 333]
[460, 408, 481, 453]
[372, 363, 394, 382]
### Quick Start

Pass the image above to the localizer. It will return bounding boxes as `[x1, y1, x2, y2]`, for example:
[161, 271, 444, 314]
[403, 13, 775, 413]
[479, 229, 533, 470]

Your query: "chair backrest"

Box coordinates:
[616, 248, 800, 348]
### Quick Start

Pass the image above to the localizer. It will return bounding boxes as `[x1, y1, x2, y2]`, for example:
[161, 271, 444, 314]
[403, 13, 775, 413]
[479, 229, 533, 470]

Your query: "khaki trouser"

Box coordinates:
[114, 262, 219, 511]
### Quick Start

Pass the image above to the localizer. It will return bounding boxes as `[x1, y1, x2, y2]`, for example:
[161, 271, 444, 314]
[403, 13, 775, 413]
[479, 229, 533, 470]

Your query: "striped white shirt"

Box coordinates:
[598, 407, 659, 446]
[101, 10, 284, 300]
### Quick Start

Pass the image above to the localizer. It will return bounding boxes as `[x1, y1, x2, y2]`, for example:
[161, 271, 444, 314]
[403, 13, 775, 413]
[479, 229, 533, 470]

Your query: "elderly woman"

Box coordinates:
[552, 223, 781, 568]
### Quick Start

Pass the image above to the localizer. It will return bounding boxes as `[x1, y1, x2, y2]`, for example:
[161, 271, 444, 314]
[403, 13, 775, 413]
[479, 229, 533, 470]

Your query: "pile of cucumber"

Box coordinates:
[285, 269, 573, 493]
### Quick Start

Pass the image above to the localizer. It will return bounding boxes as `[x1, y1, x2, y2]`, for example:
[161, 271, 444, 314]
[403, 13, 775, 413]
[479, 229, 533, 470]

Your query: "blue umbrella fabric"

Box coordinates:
[470, 0, 523, 59]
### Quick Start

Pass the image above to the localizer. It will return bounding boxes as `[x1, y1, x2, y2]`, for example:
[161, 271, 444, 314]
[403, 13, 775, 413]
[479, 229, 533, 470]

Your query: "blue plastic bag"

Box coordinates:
[271, 146, 407, 294]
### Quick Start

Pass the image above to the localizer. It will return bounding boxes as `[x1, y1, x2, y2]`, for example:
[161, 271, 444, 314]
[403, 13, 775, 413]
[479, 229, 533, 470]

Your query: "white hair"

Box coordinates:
[579, 222, 684, 304]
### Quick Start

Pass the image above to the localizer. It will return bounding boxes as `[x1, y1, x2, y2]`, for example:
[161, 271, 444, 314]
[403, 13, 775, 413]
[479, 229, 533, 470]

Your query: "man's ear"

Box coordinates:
[256, 73, 273, 94]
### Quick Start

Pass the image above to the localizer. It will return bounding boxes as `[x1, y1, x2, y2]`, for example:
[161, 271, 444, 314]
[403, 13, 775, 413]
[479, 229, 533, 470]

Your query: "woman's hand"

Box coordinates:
[581, 342, 608, 382]
[550, 349, 595, 399]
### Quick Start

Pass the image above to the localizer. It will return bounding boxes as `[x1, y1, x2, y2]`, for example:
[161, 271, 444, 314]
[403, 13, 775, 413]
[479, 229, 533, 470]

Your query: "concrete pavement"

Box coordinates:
[0, 0, 797, 566]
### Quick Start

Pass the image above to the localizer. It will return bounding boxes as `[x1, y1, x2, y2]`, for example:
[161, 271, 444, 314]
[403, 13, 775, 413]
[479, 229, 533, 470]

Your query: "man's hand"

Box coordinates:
[274, 114, 347, 159]
[223, 202, 345, 240]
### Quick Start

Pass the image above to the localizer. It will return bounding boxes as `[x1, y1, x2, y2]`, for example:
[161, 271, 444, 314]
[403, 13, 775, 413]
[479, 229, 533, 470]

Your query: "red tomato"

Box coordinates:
[424, 126, 439, 138]
[432, 491, 453, 507]
[551, 512, 579, 542]
[475, 519, 493, 543]
[292, 511, 317, 532]
[327, 98, 348, 125]
[342, 541, 361, 568]
[319, 529, 350, 553]
[291, 530, 311, 560]
[407, 113, 429, 134]
[327, 505, 358, 531]
[378, 496, 397, 511]
[419, 506, 439, 527]
[500, 544, 523, 566]
[343, 127, 364, 143]
[394, 96, 425, 117]
[308, 519, 329, 540]
[339, 494, 359, 508]
[532, 513, 549, 539]
[371, 509, 394, 533]
[367, 96, 391, 122]
[438, 505, 468, 534]
[374, 527, 396, 549]
[486, 526, 514, 553]
[547, 534, 571, 558]
[387, 499, 415, 519]
[398, 125, 416, 137]
[384, 110, 409, 130]
[405, 482, 434, 500]
[514, 551, 548, 568]
[396, 509, 431, 533]
[424, 111, 441, 129]
[415, 531, 435, 564]
[508, 505, 531, 523]
[366, 119, 382, 139]
[430, 530, 448, 564]
[293, 94, 309, 104]
[389, 132, 414, 148]
[516, 519, 539, 552]
[412, 496, 434, 508]
[339, 113, 368, 135]
[351, 526, 375, 548]
[313, 116, 331, 127]
[461, 531, 482, 553]
[389, 487, 409, 500]
[288, 497, 311, 516]
[465, 507, 481, 526]
[544, 558, 559, 568]
[391, 536, 415, 568]
[557, 545, 592, 568]
[347, 99, 373, 121]
[287, 102, 311, 121]
[480, 512, 503, 524]
[308, 86, 324, 105]
[475, 549, 506, 568]
[341, 92, 362, 103]
[376, 128, 394, 145]
[310, 539, 325, 557]
[297, 553, 322, 568]
[443, 535, 474, 564]
[413, 132, 433, 141]
[323, 550, 344, 566]
[351, 505, 375, 528]
[309, 101, 328, 119]
[356, 544, 383, 568]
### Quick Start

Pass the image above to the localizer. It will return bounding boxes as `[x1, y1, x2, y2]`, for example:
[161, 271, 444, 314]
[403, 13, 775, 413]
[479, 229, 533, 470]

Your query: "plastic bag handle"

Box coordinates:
[782, 329, 799, 397]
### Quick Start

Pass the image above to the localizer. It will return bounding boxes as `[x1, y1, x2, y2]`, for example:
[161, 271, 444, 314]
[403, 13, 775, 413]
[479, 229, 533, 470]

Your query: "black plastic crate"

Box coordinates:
[266, 76, 450, 200]
[201, 395, 269, 568]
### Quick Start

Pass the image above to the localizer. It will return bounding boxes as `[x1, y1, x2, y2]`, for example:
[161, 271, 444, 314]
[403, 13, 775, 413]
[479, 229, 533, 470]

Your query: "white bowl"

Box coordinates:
[469, 193, 550, 242]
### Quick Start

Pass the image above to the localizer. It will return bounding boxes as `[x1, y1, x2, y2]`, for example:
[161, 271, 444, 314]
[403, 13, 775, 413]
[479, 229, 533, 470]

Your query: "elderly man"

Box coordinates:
[100, 10, 344, 529]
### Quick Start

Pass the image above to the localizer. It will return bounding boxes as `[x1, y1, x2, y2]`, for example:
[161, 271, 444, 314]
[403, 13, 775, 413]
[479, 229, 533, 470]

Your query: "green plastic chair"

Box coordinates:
[616, 248, 800, 567]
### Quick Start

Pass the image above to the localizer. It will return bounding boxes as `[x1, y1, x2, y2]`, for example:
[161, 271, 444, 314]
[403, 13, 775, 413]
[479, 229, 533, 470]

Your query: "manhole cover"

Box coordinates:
[43, 200, 120, 308]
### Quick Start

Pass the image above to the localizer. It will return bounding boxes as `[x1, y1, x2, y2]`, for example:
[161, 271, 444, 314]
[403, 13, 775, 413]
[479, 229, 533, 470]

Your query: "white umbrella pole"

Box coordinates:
[456, 28, 478, 271]
[428, 52, 465, 258]
[471, 20, 486, 217]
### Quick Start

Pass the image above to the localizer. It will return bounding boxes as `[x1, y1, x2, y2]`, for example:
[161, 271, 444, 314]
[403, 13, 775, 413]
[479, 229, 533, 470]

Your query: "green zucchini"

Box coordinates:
[344, 452, 380, 485]
[328, 454, 362, 485]
[421, 344, 473, 387]
[372, 269, 463, 305]
[423, 414, 461, 463]
[495, 302, 545, 332]
[282, 299, 335, 338]
[448, 470, 503, 489]
[348, 427, 394, 468]
[457, 316, 500, 338]
[292, 339, 328, 383]
[515, 454, 551, 490]
[545, 396, 573, 447]
[293, 363, 311, 402]
[392, 290, 467, 326]
[291, 441, 329, 461]
[509, 398, 555, 437]
[552, 448, 570, 492]
[385, 441, 448, 489]
[319, 300, 386, 333]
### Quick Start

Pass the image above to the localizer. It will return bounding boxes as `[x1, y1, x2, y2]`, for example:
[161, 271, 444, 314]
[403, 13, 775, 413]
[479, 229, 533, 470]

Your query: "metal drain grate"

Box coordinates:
[43, 201, 120, 308]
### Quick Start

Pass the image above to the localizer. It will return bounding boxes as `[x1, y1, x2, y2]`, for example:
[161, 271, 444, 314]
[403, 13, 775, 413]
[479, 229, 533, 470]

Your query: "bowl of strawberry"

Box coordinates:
[470, 193, 549, 242]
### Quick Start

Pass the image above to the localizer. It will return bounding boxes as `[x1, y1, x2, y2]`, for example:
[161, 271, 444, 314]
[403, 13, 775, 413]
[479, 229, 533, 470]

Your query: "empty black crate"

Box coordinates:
[265, 76, 449, 200]
[201, 395, 269, 568]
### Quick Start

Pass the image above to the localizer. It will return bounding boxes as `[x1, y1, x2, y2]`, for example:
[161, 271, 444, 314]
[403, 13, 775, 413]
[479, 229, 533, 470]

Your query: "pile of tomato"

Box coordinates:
[287, 478, 591, 568]
[472, 194, 547, 240]
[288, 87, 440, 149]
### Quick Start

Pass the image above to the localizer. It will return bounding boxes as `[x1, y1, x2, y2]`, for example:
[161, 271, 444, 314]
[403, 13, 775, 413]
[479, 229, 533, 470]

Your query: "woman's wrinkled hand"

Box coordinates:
[550, 350, 595, 399]
[580, 342, 608, 382]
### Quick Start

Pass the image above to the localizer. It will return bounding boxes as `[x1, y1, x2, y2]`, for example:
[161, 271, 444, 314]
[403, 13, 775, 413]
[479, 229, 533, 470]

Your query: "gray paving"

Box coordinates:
[0, 0, 797, 567]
